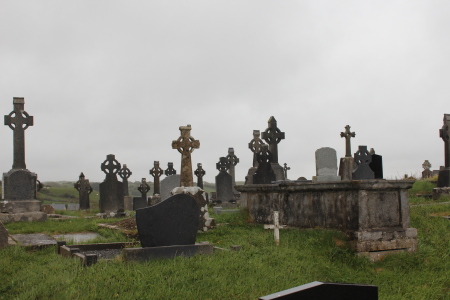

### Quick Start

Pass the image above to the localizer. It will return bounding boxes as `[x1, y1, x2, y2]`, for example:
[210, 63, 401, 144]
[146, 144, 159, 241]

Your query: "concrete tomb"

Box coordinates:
[99, 154, 124, 214]
[118, 164, 132, 197]
[74, 172, 93, 210]
[0, 98, 46, 223]
[253, 144, 276, 184]
[149, 161, 163, 195]
[51, 204, 66, 210]
[312, 147, 341, 182]
[172, 124, 200, 187]
[194, 163, 205, 189]
[338, 125, 356, 181]
[261, 116, 285, 180]
[67, 204, 80, 211]
[245, 130, 265, 184]
[215, 157, 234, 204]
[226, 147, 240, 193]
[352, 146, 375, 180]
[160, 174, 181, 201]
[369, 148, 383, 179]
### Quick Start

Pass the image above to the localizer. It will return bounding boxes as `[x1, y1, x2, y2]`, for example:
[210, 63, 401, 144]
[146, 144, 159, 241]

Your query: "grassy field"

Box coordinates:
[1, 180, 450, 299]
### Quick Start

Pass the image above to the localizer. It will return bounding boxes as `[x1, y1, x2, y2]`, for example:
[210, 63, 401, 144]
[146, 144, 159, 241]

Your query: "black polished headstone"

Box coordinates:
[136, 193, 200, 248]
[165, 162, 177, 176]
[352, 146, 375, 180]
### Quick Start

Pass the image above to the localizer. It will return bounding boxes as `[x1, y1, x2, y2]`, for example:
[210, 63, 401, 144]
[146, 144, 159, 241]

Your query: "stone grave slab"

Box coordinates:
[0, 221, 8, 249]
[215, 161, 234, 203]
[67, 204, 80, 211]
[369, 148, 383, 179]
[312, 147, 341, 182]
[122, 243, 213, 262]
[51, 204, 67, 210]
[99, 154, 124, 213]
[11, 233, 57, 248]
[160, 174, 181, 200]
[124, 196, 133, 211]
[53, 232, 102, 243]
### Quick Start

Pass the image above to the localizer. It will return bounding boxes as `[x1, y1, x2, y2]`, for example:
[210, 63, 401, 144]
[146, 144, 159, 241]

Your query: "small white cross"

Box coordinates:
[264, 211, 286, 246]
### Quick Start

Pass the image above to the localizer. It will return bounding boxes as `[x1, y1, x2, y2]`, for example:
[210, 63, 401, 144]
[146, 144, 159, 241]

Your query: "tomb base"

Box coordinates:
[2, 169, 37, 200]
[0, 211, 47, 223]
[122, 243, 213, 262]
[0, 200, 41, 213]
[432, 187, 450, 200]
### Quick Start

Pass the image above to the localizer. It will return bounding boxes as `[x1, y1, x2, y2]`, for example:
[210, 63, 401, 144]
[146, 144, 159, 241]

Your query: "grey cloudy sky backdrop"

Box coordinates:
[0, 1, 449, 184]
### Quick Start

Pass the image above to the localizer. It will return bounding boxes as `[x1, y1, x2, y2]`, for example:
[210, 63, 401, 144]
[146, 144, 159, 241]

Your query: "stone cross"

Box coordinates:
[263, 211, 286, 246]
[99, 154, 124, 213]
[217, 157, 231, 172]
[74, 172, 93, 210]
[422, 160, 431, 170]
[340, 125, 356, 158]
[261, 116, 285, 164]
[4, 97, 34, 169]
[118, 164, 132, 196]
[138, 178, 150, 199]
[172, 125, 200, 187]
[194, 163, 205, 189]
[249, 130, 265, 167]
[440, 114, 450, 168]
[101, 154, 122, 176]
[150, 161, 163, 195]
[283, 163, 290, 180]
[165, 162, 177, 176]
[226, 147, 239, 188]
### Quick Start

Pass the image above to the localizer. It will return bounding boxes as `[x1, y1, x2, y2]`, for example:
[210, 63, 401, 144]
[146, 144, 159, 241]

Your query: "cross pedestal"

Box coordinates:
[263, 211, 286, 246]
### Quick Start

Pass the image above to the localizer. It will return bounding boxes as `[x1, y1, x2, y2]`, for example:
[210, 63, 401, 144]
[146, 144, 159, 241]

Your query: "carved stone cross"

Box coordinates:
[101, 154, 121, 176]
[264, 211, 286, 246]
[422, 160, 431, 170]
[165, 162, 177, 176]
[340, 125, 356, 158]
[194, 163, 205, 189]
[74, 172, 93, 210]
[4, 97, 34, 169]
[249, 130, 265, 168]
[150, 161, 163, 195]
[217, 157, 231, 172]
[226, 147, 239, 187]
[261, 116, 285, 164]
[283, 163, 290, 180]
[172, 125, 200, 187]
[118, 164, 132, 196]
[138, 178, 150, 199]
[440, 114, 450, 167]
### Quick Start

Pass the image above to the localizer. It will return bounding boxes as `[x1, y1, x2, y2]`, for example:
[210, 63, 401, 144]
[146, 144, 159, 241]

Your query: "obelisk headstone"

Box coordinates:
[194, 163, 205, 189]
[339, 125, 357, 180]
[215, 157, 234, 203]
[253, 145, 276, 184]
[74, 172, 93, 210]
[438, 114, 450, 187]
[261, 116, 285, 180]
[172, 124, 200, 187]
[150, 161, 163, 195]
[226, 148, 239, 193]
[246, 130, 265, 184]
[99, 154, 124, 214]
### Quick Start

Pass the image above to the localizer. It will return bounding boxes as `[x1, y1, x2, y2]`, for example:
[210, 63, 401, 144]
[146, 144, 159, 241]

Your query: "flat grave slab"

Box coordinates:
[122, 243, 214, 262]
[53, 232, 102, 243]
[11, 233, 57, 248]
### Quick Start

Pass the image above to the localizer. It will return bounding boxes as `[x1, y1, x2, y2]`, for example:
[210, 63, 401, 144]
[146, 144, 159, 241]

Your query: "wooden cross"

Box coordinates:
[264, 211, 286, 246]
[4, 97, 34, 169]
[150, 161, 163, 195]
[261, 117, 285, 164]
[172, 125, 200, 187]
[440, 114, 450, 167]
[340, 125, 356, 158]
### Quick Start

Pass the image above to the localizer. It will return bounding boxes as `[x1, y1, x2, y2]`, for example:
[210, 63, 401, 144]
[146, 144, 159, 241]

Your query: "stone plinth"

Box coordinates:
[235, 180, 417, 261]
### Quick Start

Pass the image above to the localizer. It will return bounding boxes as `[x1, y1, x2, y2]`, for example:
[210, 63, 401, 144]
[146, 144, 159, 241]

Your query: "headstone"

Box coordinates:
[149, 161, 163, 195]
[133, 197, 148, 210]
[261, 116, 285, 180]
[422, 160, 433, 179]
[138, 178, 150, 200]
[226, 148, 240, 193]
[339, 125, 356, 180]
[312, 147, 341, 182]
[172, 124, 200, 187]
[194, 163, 205, 189]
[438, 114, 450, 187]
[51, 204, 66, 210]
[160, 174, 181, 201]
[283, 163, 290, 180]
[136, 193, 200, 247]
[99, 154, 124, 213]
[215, 157, 234, 203]
[74, 172, 93, 210]
[1, 98, 44, 220]
[352, 146, 375, 180]
[253, 145, 276, 184]
[259, 281, 378, 300]
[118, 164, 132, 196]
[369, 148, 383, 179]
[0, 222, 8, 249]
[164, 162, 177, 176]
[246, 130, 265, 184]
[67, 204, 80, 211]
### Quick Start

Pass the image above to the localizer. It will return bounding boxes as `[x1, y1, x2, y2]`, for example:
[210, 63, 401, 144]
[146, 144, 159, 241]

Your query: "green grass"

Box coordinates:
[1, 196, 450, 299]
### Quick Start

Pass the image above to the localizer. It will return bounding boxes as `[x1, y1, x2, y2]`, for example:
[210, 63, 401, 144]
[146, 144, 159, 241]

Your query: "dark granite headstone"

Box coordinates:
[136, 193, 200, 248]
[261, 116, 285, 180]
[246, 130, 265, 184]
[99, 154, 124, 213]
[138, 178, 150, 200]
[253, 145, 276, 184]
[118, 164, 132, 196]
[172, 124, 200, 187]
[369, 148, 383, 179]
[215, 157, 234, 203]
[259, 281, 378, 300]
[164, 162, 177, 176]
[149, 161, 163, 195]
[438, 114, 450, 187]
[194, 163, 205, 189]
[352, 146, 375, 180]
[74, 172, 93, 210]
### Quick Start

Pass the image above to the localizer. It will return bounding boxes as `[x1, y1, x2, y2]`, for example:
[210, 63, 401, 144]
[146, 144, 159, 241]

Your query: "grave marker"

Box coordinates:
[74, 172, 93, 210]
[261, 116, 285, 180]
[226, 148, 239, 192]
[160, 174, 181, 201]
[438, 114, 450, 187]
[246, 130, 265, 184]
[283, 163, 290, 180]
[215, 157, 234, 203]
[253, 145, 276, 184]
[194, 163, 205, 189]
[369, 148, 383, 179]
[164, 162, 177, 176]
[263, 211, 286, 246]
[422, 160, 432, 179]
[352, 146, 375, 180]
[312, 147, 341, 182]
[149, 161, 163, 195]
[172, 125, 200, 187]
[118, 164, 132, 196]
[339, 125, 356, 180]
[99, 154, 124, 214]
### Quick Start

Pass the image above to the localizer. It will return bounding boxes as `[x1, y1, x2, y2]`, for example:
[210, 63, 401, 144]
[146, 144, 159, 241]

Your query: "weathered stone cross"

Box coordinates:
[74, 172, 93, 210]
[226, 147, 239, 187]
[138, 178, 150, 199]
[264, 211, 286, 246]
[283, 163, 290, 180]
[440, 114, 450, 167]
[249, 130, 265, 168]
[340, 125, 356, 158]
[261, 117, 285, 164]
[172, 125, 200, 187]
[165, 162, 177, 176]
[150, 161, 163, 195]
[118, 164, 132, 196]
[101, 154, 121, 176]
[4, 97, 34, 169]
[194, 163, 205, 189]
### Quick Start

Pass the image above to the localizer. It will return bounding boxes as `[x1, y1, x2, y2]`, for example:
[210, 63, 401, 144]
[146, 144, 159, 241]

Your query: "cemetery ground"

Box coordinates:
[1, 180, 449, 299]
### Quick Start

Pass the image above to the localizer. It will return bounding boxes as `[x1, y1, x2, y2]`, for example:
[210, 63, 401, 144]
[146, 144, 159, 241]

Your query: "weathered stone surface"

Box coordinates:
[118, 164, 132, 196]
[172, 125, 200, 187]
[339, 157, 356, 181]
[136, 193, 200, 247]
[246, 130, 265, 184]
[11, 233, 57, 248]
[41, 204, 55, 214]
[226, 148, 239, 193]
[149, 161, 163, 195]
[0, 211, 47, 223]
[51, 204, 66, 210]
[122, 243, 213, 262]
[438, 114, 450, 187]
[2, 169, 37, 201]
[123, 196, 133, 211]
[137, 178, 150, 199]
[340, 125, 355, 157]
[99, 154, 124, 213]
[74, 172, 93, 210]
[194, 163, 205, 189]
[67, 204, 80, 211]
[352, 146, 375, 180]
[0, 222, 8, 249]
[164, 162, 176, 176]
[148, 195, 162, 206]
[283, 163, 290, 180]
[160, 174, 181, 201]
[253, 145, 276, 184]
[215, 157, 234, 203]
[312, 147, 341, 182]
[261, 116, 285, 181]
[1, 200, 41, 213]
[133, 197, 148, 210]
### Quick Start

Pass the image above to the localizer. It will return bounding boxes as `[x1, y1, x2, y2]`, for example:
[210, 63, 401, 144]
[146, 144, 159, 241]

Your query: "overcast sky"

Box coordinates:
[0, 1, 449, 185]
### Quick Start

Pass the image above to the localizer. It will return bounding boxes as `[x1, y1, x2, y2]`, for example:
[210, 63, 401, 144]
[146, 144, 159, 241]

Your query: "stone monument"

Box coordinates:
[261, 116, 285, 180]
[149, 161, 163, 195]
[134, 178, 150, 210]
[99, 154, 124, 214]
[253, 144, 276, 184]
[283, 163, 290, 180]
[215, 157, 234, 204]
[194, 163, 205, 189]
[437, 114, 450, 187]
[339, 125, 356, 180]
[226, 147, 239, 193]
[74, 172, 93, 210]
[172, 125, 200, 187]
[369, 148, 383, 179]
[118, 164, 132, 196]
[0, 97, 46, 223]
[245, 130, 265, 184]
[312, 147, 341, 182]
[352, 146, 375, 180]
[165, 162, 177, 176]
[422, 160, 432, 179]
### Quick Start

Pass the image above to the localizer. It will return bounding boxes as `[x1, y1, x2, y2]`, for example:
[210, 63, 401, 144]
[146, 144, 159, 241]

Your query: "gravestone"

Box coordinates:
[261, 116, 285, 180]
[138, 178, 150, 200]
[215, 157, 234, 203]
[136, 193, 200, 247]
[194, 163, 205, 189]
[352, 146, 375, 180]
[118, 164, 132, 196]
[246, 130, 265, 184]
[51, 204, 66, 210]
[422, 160, 433, 179]
[438, 114, 450, 187]
[74, 172, 93, 210]
[0, 98, 46, 223]
[149, 161, 163, 195]
[164, 162, 177, 176]
[226, 148, 239, 193]
[0, 222, 8, 249]
[283, 163, 290, 180]
[312, 147, 341, 182]
[369, 148, 383, 179]
[99, 154, 124, 214]
[339, 125, 356, 180]
[160, 174, 181, 201]
[133, 197, 148, 210]
[67, 204, 80, 211]
[172, 124, 200, 187]
[253, 145, 276, 184]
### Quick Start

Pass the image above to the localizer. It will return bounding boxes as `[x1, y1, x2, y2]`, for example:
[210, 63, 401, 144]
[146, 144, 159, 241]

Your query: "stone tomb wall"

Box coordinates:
[236, 180, 417, 261]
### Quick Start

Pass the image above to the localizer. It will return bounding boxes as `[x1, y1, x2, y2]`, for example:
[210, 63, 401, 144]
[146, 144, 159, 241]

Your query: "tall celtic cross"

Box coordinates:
[118, 164, 132, 196]
[138, 178, 150, 199]
[340, 125, 356, 158]
[4, 97, 34, 169]
[150, 161, 163, 195]
[226, 147, 239, 185]
[194, 163, 205, 189]
[440, 114, 450, 167]
[283, 163, 290, 180]
[172, 125, 200, 187]
[101, 154, 121, 178]
[261, 116, 285, 164]
[249, 130, 265, 167]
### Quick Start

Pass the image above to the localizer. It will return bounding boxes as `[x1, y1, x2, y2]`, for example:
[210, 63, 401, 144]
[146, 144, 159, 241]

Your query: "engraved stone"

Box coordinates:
[172, 125, 200, 187]
[312, 147, 341, 182]
[160, 174, 181, 201]
[352, 146, 375, 180]
[118, 164, 132, 196]
[149, 161, 163, 195]
[261, 116, 285, 180]
[215, 157, 234, 203]
[246, 130, 265, 184]
[99, 154, 124, 213]
[194, 163, 205, 189]
[253, 145, 276, 184]
[74, 172, 93, 210]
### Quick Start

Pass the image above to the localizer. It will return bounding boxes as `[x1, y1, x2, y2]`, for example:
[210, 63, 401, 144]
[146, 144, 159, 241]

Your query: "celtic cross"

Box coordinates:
[283, 163, 290, 180]
[249, 130, 265, 168]
[261, 116, 285, 164]
[101, 154, 121, 176]
[340, 125, 356, 158]
[165, 162, 177, 176]
[354, 146, 372, 165]
[216, 157, 230, 173]
[194, 163, 205, 189]
[138, 178, 150, 199]
[150, 161, 163, 195]
[172, 125, 200, 187]
[226, 147, 239, 185]
[118, 164, 132, 196]
[440, 114, 450, 167]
